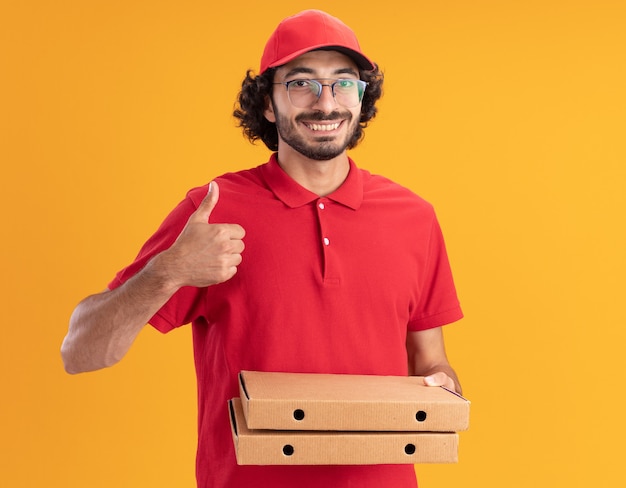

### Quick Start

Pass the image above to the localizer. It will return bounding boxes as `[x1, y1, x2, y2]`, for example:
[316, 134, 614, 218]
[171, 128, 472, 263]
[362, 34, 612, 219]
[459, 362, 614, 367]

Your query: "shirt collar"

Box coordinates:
[260, 153, 363, 210]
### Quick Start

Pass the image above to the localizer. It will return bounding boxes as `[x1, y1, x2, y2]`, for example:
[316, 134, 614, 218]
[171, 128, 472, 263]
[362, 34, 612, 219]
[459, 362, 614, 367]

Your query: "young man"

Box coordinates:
[62, 9, 463, 488]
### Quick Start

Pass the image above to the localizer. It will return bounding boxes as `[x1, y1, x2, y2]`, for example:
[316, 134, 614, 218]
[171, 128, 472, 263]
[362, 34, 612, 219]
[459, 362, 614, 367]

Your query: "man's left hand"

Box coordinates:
[423, 372, 458, 392]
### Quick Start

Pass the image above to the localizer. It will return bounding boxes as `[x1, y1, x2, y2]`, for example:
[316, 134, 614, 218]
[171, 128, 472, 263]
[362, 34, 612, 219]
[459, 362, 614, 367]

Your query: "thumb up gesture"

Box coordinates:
[160, 181, 246, 288]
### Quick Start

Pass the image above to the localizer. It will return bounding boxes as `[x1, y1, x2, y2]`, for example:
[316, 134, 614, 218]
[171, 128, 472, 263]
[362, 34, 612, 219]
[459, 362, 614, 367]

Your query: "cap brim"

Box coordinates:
[266, 44, 376, 72]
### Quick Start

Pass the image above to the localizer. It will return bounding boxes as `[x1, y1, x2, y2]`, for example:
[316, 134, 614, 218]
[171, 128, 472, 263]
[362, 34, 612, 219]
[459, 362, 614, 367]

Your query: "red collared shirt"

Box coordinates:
[109, 154, 462, 488]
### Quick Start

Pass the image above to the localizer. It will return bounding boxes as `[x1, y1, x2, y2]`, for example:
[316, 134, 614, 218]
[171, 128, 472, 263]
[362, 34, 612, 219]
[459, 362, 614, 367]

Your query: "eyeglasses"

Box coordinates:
[273, 78, 368, 108]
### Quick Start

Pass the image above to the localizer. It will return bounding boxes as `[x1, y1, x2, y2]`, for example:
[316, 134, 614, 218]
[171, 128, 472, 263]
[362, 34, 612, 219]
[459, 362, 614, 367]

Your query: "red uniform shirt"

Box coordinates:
[109, 154, 463, 488]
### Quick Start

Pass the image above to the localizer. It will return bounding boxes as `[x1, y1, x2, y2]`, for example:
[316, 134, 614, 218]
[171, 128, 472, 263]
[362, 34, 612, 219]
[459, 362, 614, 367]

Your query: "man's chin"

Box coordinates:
[300, 144, 346, 161]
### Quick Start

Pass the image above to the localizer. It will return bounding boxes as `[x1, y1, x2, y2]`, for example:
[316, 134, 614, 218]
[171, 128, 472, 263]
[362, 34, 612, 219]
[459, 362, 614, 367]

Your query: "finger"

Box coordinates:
[227, 236, 246, 253]
[423, 372, 454, 389]
[191, 181, 219, 224]
[225, 223, 246, 241]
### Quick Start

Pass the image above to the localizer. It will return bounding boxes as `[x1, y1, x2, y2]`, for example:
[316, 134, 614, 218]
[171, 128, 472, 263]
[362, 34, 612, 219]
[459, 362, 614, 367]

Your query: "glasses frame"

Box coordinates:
[273, 78, 368, 108]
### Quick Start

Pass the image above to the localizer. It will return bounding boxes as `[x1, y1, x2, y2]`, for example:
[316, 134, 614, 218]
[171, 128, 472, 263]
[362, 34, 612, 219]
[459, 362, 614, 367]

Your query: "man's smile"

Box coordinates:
[303, 121, 342, 132]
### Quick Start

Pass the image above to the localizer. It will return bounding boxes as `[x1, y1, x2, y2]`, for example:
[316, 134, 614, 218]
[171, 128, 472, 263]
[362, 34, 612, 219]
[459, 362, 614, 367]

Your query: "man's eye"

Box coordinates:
[290, 80, 312, 88]
[337, 79, 355, 88]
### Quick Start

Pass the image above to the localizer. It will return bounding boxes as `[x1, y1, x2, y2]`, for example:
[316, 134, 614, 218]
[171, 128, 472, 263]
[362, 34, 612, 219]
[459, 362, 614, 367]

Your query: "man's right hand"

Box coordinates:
[158, 180, 246, 289]
[62, 180, 245, 373]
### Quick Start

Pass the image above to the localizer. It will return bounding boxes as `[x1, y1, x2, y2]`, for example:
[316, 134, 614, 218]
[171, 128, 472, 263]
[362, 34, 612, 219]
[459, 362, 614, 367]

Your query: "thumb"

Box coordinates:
[192, 181, 219, 223]
[423, 372, 450, 387]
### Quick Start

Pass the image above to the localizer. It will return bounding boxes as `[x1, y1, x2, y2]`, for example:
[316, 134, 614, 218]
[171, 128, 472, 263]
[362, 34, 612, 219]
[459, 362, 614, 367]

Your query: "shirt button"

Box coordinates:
[323, 237, 330, 246]
[318, 202, 325, 210]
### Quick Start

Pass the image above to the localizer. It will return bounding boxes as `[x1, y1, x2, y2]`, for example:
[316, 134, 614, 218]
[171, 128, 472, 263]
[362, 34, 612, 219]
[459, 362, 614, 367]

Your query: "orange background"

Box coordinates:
[2, 1, 625, 486]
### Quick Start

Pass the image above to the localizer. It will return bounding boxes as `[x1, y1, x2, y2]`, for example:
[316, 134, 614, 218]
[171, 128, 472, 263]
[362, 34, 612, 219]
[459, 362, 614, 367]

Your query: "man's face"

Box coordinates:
[265, 50, 362, 161]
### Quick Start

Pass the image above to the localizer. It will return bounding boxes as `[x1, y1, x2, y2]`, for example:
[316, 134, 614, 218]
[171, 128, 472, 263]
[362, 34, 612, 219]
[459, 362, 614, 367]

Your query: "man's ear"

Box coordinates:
[264, 95, 276, 123]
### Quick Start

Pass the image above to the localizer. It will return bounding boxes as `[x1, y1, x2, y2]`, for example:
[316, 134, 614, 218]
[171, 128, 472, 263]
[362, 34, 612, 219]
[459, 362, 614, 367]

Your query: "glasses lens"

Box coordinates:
[333, 79, 364, 108]
[287, 80, 321, 108]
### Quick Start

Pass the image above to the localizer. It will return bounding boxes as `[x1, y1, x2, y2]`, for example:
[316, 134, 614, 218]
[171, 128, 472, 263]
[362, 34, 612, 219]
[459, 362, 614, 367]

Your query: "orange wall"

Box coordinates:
[2, 1, 625, 486]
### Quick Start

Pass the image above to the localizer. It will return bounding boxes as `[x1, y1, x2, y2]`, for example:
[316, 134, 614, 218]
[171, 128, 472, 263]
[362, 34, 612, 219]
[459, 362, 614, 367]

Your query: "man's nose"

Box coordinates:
[312, 84, 338, 111]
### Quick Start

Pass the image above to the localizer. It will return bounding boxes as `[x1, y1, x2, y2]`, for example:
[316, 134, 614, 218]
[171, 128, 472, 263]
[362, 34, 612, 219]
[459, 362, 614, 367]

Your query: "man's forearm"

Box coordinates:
[61, 181, 245, 374]
[61, 254, 178, 374]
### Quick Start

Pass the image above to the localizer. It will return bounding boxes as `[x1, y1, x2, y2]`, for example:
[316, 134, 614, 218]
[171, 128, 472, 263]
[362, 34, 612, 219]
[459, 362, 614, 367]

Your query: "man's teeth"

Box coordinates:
[307, 122, 340, 131]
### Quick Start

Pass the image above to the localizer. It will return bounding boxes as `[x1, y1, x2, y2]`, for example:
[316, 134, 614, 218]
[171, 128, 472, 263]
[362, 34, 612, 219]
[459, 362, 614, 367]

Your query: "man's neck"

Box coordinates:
[275, 146, 350, 197]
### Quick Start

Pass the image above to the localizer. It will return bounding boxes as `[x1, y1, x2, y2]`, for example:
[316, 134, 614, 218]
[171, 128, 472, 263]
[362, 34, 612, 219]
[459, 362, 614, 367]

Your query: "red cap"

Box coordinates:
[260, 10, 375, 74]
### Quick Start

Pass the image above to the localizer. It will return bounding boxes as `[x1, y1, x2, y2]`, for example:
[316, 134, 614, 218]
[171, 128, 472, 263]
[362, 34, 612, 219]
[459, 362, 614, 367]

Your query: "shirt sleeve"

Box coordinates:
[408, 215, 463, 331]
[107, 186, 209, 333]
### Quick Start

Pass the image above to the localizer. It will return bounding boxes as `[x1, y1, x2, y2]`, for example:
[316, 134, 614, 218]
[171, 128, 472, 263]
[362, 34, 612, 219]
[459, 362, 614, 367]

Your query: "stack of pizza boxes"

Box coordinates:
[229, 371, 470, 465]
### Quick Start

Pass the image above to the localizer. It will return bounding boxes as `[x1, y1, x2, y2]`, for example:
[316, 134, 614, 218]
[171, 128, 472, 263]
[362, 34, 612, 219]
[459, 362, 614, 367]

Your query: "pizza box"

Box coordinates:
[238, 371, 470, 432]
[229, 398, 460, 465]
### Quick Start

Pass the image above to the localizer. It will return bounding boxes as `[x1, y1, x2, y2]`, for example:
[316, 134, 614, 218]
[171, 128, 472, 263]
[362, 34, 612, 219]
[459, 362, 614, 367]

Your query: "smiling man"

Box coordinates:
[267, 51, 364, 163]
[62, 9, 464, 488]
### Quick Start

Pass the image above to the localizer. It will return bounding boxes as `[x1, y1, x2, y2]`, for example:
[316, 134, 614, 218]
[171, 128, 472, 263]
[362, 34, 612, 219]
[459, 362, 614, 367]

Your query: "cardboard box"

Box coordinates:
[238, 371, 470, 432]
[229, 398, 459, 465]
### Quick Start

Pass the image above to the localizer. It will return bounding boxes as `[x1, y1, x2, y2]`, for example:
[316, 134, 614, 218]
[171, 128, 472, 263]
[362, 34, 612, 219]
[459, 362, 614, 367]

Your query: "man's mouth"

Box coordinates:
[305, 122, 341, 132]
